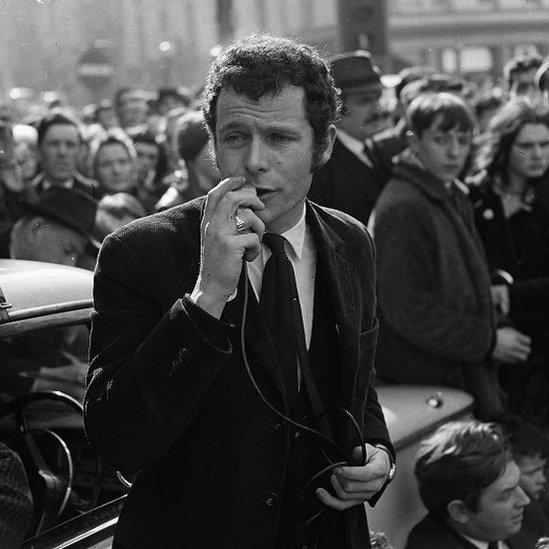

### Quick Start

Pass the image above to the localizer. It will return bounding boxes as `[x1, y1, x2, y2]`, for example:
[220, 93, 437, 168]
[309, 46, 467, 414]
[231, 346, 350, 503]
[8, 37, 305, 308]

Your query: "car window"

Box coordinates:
[0, 323, 89, 403]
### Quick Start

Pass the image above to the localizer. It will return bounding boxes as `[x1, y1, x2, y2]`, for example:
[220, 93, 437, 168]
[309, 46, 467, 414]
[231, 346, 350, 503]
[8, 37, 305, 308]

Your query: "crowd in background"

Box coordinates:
[2, 45, 549, 547]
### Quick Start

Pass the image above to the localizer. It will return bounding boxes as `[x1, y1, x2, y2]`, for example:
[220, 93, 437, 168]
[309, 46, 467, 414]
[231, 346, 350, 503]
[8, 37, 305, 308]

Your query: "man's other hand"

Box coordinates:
[316, 444, 390, 511]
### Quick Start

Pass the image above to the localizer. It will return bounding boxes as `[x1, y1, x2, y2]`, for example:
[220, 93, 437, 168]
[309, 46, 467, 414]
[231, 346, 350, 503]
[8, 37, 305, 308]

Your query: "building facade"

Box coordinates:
[0, 0, 548, 106]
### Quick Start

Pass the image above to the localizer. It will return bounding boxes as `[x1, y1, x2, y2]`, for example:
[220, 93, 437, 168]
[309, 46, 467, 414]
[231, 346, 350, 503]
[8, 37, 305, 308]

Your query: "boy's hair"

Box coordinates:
[415, 420, 510, 520]
[406, 92, 476, 138]
[501, 416, 549, 461]
[202, 34, 341, 167]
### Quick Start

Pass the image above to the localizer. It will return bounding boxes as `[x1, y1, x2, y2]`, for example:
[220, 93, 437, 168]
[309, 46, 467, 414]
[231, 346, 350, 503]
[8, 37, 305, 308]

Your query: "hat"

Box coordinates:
[22, 187, 97, 236]
[400, 73, 466, 106]
[176, 110, 210, 161]
[394, 65, 437, 100]
[330, 50, 383, 94]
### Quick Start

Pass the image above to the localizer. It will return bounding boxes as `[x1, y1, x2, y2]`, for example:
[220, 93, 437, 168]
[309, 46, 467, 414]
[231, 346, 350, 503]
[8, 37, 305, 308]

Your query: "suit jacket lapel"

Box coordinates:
[306, 202, 362, 410]
[222, 268, 287, 400]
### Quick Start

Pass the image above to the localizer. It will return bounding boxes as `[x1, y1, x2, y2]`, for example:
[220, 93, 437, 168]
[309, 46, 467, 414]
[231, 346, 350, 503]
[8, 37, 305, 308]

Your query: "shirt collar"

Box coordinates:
[278, 203, 306, 261]
[42, 177, 74, 190]
[461, 533, 498, 549]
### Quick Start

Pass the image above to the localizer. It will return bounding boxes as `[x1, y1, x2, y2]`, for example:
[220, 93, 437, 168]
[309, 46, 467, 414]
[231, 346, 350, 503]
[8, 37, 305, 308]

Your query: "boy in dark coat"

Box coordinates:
[372, 92, 530, 419]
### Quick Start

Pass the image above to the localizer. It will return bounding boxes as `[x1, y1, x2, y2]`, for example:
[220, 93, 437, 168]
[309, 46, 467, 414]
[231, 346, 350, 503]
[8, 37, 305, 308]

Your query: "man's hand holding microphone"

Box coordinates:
[190, 177, 265, 319]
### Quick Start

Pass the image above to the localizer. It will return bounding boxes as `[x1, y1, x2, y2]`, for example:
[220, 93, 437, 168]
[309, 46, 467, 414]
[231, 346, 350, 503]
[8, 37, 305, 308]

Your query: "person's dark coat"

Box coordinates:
[363, 119, 408, 189]
[406, 513, 520, 549]
[0, 442, 33, 546]
[470, 175, 549, 319]
[84, 197, 392, 548]
[28, 171, 99, 201]
[470, 175, 549, 421]
[308, 136, 385, 226]
[373, 152, 502, 419]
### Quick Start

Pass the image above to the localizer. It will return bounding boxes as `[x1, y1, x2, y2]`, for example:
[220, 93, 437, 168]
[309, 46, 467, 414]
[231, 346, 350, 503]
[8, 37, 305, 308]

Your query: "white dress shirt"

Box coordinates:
[461, 534, 509, 549]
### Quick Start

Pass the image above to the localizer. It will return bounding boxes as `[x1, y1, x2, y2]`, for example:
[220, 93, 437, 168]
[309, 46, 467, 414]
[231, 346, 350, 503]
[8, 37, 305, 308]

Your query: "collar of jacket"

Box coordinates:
[393, 150, 457, 203]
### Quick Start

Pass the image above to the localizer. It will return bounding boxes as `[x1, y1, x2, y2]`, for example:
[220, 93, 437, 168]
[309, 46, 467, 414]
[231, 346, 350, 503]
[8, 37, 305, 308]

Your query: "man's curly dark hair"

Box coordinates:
[202, 34, 342, 167]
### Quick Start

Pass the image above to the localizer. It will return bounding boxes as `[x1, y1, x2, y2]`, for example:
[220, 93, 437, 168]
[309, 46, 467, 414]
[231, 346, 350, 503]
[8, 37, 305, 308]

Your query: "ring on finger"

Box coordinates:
[235, 215, 248, 233]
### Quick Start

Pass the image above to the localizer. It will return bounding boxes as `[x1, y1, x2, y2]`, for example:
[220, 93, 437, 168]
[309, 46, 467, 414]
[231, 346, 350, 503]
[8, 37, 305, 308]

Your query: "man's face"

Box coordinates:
[411, 116, 471, 182]
[39, 124, 81, 183]
[517, 454, 547, 500]
[134, 142, 160, 183]
[96, 143, 134, 194]
[26, 220, 87, 266]
[337, 88, 390, 141]
[215, 85, 334, 233]
[464, 461, 530, 540]
[509, 123, 549, 181]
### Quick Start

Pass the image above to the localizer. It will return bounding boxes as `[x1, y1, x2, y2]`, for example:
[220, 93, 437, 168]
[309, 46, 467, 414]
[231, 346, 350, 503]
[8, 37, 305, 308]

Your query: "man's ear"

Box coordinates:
[317, 124, 337, 167]
[447, 499, 471, 525]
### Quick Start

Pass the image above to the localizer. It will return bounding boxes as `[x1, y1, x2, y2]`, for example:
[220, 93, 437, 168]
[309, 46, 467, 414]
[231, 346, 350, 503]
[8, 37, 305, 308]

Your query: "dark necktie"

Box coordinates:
[488, 542, 499, 549]
[260, 233, 300, 404]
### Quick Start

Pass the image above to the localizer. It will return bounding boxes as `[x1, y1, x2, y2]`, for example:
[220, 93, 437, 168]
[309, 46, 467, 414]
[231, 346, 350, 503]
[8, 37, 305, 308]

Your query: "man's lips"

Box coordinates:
[256, 188, 274, 200]
[510, 511, 524, 522]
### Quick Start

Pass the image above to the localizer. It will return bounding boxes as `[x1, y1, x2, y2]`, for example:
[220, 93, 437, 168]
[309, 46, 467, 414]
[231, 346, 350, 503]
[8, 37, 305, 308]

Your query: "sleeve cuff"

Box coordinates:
[174, 295, 233, 354]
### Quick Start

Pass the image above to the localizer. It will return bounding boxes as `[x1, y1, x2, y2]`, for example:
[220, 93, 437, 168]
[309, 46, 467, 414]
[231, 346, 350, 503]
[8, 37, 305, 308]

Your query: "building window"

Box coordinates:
[460, 47, 493, 73]
[441, 48, 459, 73]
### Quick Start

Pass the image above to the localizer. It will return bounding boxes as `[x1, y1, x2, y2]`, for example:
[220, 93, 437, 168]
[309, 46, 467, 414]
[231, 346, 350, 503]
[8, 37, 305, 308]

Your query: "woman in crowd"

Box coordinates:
[470, 98, 549, 424]
[91, 134, 137, 197]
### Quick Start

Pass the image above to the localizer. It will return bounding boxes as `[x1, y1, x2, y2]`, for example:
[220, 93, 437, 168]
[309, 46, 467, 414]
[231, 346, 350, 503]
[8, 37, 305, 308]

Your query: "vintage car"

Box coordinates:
[0, 259, 474, 549]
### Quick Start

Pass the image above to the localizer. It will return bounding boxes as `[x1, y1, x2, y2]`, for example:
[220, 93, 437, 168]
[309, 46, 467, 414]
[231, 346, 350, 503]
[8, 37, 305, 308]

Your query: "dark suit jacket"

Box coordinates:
[406, 513, 518, 549]
[84, 197, 391, 548]
[308, 136, 385, 227]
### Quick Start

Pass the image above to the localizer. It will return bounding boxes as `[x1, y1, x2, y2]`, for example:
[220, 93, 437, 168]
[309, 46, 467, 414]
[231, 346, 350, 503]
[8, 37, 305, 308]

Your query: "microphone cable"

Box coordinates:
[238, 260, 368, 544]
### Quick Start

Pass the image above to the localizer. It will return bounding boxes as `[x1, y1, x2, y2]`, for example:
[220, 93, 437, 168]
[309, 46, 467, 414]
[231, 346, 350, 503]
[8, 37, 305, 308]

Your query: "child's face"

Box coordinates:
[517, 453, 547, 500]
[411, 115, 471, 182]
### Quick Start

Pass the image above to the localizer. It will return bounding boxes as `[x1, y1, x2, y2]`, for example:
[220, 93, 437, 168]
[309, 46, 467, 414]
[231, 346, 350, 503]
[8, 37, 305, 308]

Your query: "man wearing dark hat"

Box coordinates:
[308, 50, 390, 226]
[9, 186, 97, 266]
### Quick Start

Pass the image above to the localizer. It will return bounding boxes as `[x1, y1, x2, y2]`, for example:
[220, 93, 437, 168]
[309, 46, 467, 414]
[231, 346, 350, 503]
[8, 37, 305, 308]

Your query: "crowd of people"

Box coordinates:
[1, 34, 549, 547]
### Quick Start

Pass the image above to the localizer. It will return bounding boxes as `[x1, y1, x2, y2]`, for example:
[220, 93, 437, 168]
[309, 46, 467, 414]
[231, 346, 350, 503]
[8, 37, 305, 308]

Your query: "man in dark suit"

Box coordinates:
[84, 35, 393, 548]
[308, 50, 391, 226]
[406, 420, 530, 549]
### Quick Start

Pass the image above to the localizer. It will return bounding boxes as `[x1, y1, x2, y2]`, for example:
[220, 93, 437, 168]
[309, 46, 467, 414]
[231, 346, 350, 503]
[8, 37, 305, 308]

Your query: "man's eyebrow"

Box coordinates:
[218, 121, 301, 135]
[218, 121, 245, 133]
